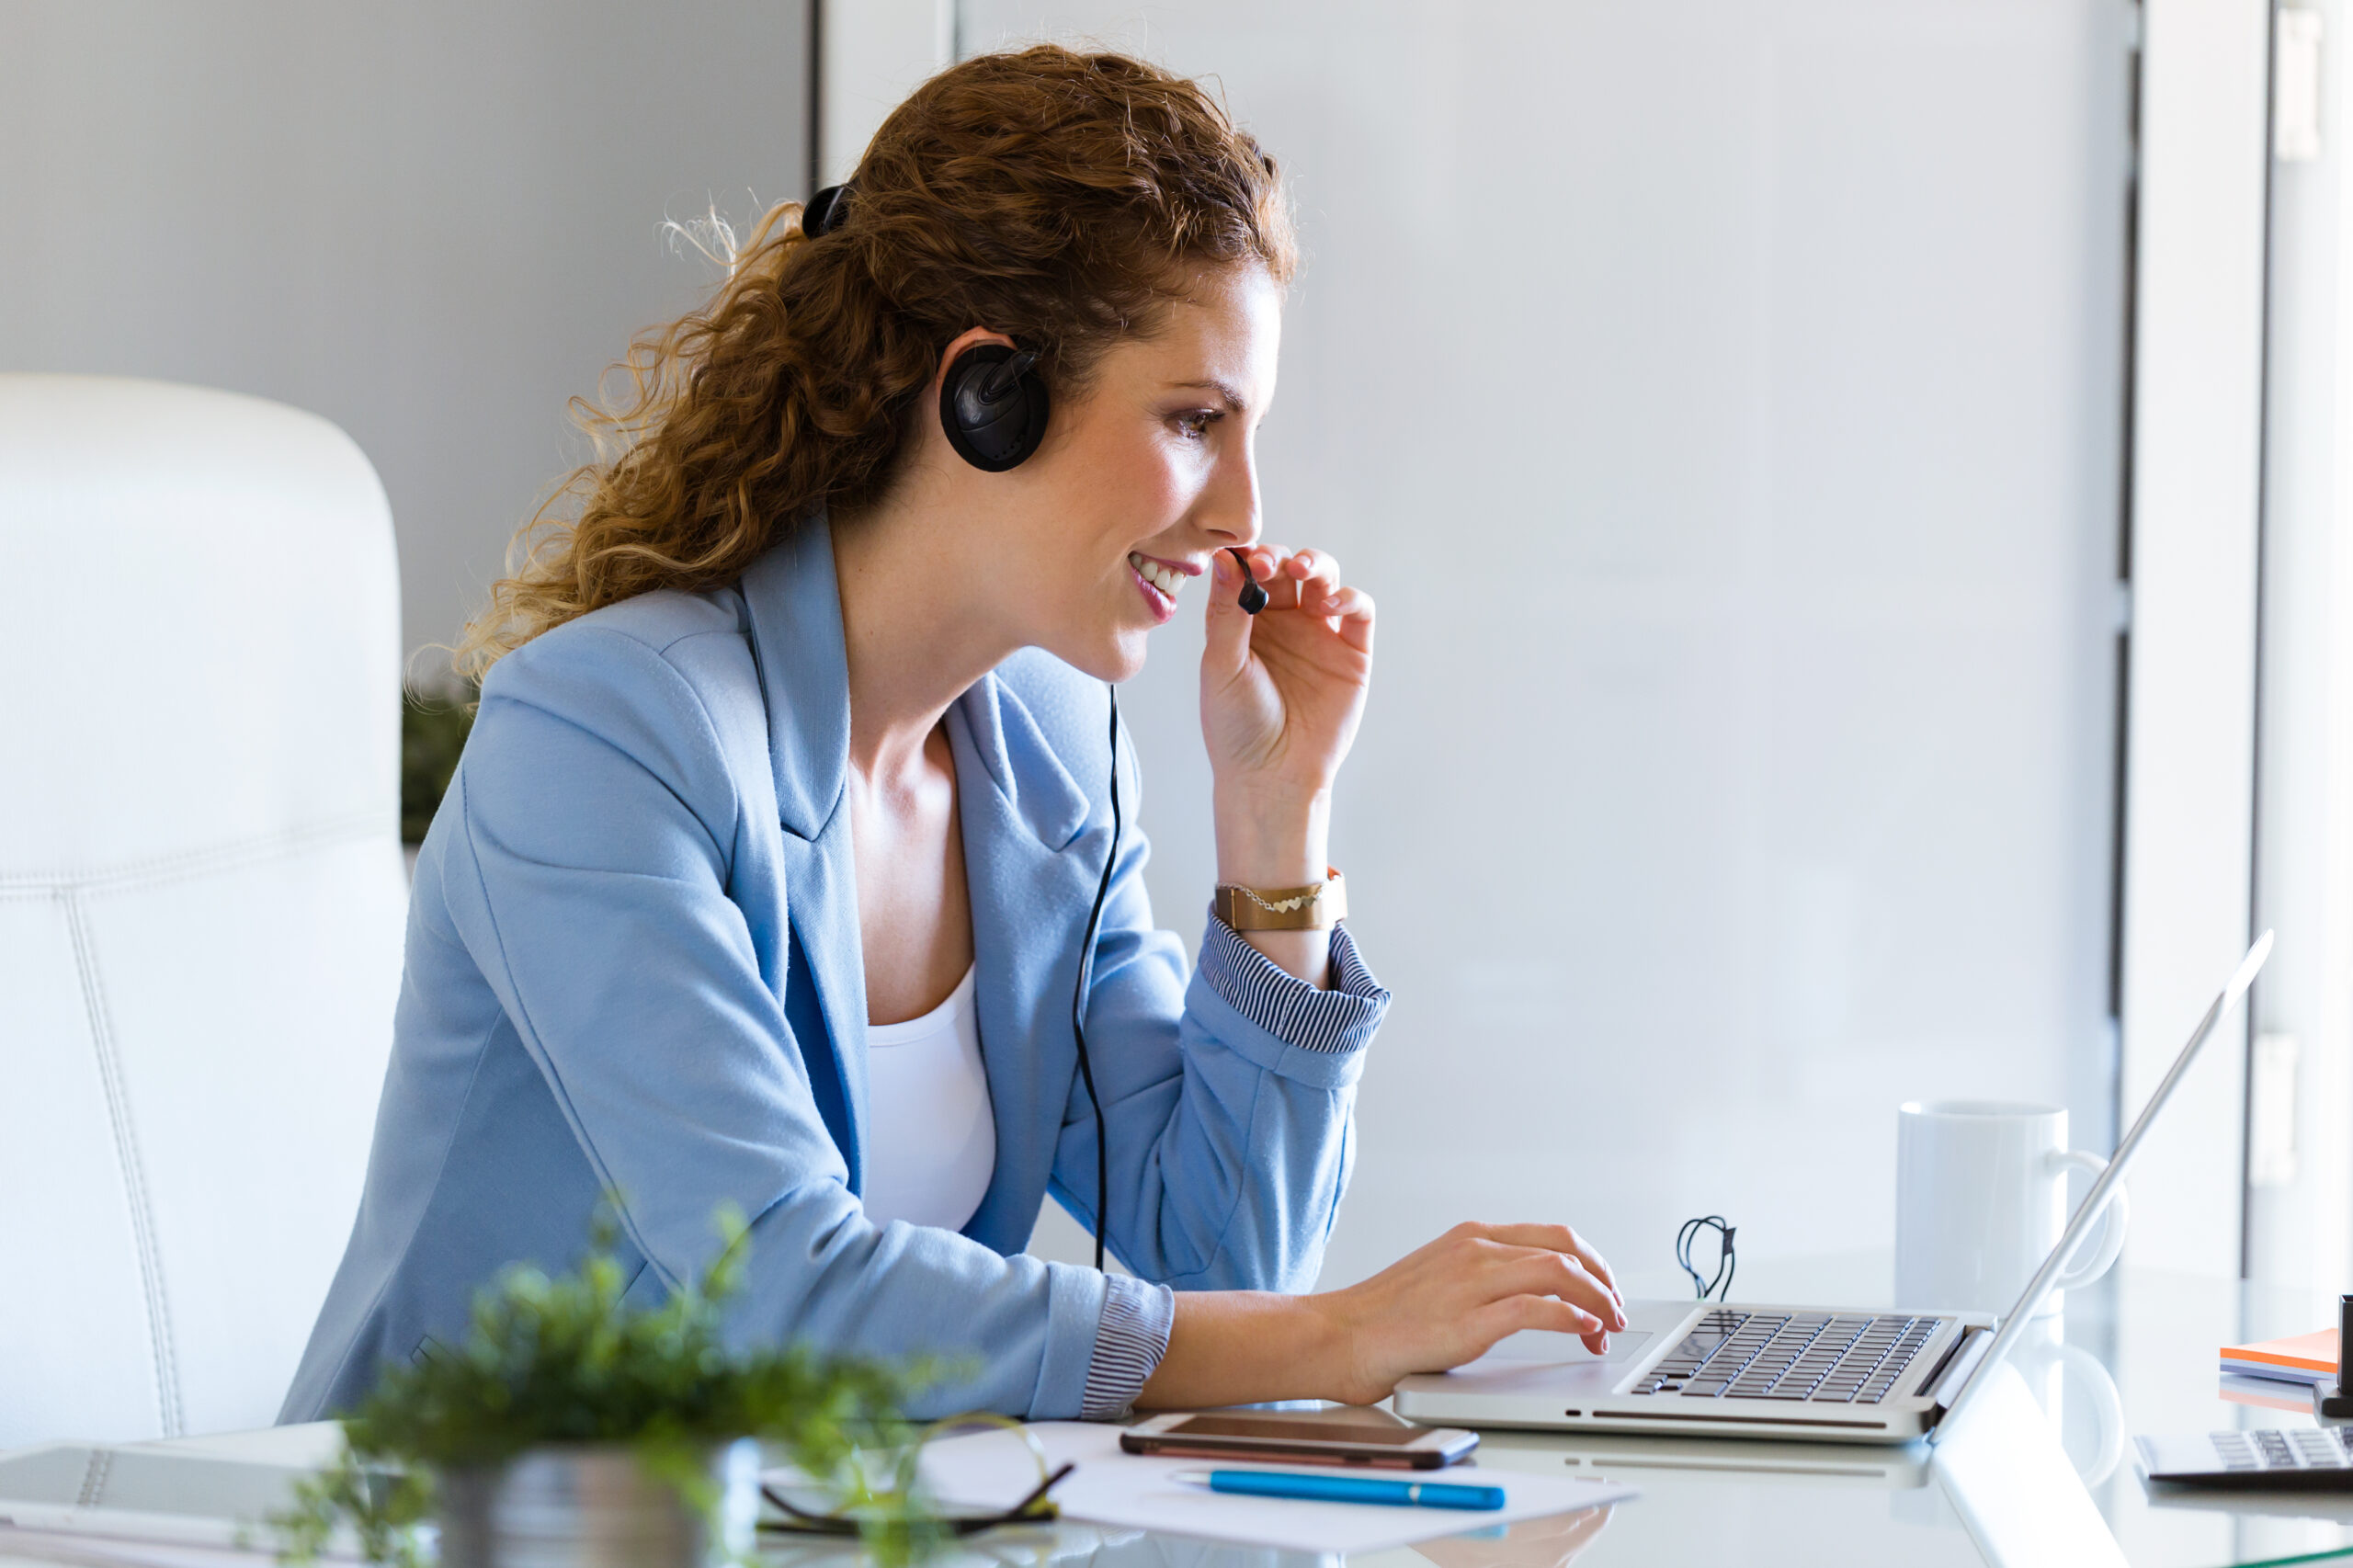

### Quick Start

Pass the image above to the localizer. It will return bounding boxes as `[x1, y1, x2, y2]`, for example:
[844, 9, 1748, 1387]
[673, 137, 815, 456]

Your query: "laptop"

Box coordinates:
[1395, 932, 2274, 1447]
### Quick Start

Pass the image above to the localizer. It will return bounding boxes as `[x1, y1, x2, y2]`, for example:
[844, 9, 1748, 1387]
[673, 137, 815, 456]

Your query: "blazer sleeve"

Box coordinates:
[446, 626, 1114, 1420]
[1046, 727, 1392, 1297]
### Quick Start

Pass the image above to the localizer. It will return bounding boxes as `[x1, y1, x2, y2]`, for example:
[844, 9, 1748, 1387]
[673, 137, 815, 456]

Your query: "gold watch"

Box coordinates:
[1214, 869, 1347, 931]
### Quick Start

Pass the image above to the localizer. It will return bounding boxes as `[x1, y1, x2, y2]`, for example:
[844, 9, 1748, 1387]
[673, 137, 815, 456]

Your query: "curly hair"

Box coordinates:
[453, 44, 1296, 680]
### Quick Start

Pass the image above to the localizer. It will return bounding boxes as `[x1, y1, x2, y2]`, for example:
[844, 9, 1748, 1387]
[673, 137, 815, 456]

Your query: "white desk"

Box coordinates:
[1472, 1250, 2353, 1568]
[3, 1254, 2345, 1568]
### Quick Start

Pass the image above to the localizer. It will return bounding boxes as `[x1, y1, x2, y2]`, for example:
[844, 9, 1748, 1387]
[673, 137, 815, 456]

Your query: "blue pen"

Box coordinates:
[1171, 1470, 1506, 1511]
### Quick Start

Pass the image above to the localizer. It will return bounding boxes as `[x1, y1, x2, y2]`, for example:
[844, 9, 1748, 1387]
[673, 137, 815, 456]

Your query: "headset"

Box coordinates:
[810, 184, 1266, 1271]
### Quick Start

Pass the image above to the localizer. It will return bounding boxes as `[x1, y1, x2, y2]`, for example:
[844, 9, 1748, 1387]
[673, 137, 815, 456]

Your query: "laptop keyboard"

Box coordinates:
[1628, 1310, 1943, 1403]
[2209, 1427, 2353, 1471]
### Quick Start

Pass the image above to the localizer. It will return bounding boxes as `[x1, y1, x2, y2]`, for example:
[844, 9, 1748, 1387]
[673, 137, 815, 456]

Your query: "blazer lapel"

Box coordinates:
[948, 667, 1105, 1252]
[738, 520, 871, 1192]
[738, 521, 1108, 1238]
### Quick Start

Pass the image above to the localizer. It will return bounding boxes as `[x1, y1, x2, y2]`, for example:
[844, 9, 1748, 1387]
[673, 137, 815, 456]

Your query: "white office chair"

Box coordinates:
[0, 375, 406, 1448]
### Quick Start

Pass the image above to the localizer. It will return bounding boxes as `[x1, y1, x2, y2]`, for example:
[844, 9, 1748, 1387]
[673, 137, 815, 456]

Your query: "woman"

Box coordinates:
[285, 45, 1623, 1424]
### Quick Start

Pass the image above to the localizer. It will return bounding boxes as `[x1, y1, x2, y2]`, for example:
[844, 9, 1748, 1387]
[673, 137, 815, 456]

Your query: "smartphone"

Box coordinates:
[1120, 1410, 1480, 1469]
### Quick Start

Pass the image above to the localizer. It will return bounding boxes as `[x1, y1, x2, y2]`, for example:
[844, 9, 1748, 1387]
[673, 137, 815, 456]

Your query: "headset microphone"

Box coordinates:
[1227, 547, 1267, 614]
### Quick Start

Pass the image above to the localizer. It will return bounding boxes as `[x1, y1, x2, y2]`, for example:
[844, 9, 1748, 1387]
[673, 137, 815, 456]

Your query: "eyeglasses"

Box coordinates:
[1677, 1214, 1736, 1301]
[759, 1415, 1074, 1540]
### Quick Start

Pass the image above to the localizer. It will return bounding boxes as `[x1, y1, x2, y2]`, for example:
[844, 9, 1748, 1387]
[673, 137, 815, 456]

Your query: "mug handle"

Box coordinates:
[2058, 1344, 2127, 1486]
[2048, 1149, 2130, 1290]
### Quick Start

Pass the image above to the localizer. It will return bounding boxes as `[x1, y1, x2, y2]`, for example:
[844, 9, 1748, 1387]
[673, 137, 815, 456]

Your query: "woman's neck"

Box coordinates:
[829, 499, 1021, 781]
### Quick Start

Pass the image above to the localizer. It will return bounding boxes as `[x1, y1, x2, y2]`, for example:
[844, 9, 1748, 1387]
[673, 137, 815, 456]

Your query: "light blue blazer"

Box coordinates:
[283, 519, 1375, 1423]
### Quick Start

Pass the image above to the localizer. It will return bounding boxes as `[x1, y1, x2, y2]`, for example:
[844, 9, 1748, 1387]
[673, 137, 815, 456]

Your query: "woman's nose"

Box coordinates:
[1202, 446, 1262, 546]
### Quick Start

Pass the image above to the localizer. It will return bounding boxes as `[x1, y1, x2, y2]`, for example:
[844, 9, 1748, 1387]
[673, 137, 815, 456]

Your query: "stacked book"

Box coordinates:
[2222, 1329, 2338, 1387]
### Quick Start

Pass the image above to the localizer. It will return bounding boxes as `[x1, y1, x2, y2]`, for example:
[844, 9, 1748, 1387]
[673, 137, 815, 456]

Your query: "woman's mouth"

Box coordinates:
[1128, 551, 1191, 623]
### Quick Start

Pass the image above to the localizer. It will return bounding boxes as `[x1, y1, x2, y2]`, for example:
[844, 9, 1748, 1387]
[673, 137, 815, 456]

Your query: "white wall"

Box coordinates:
[2248, 0, 2353, 1292]
[1, 0, 813, 682]
[819, 0, 956, 185]
[956, 0, 2134, 1289]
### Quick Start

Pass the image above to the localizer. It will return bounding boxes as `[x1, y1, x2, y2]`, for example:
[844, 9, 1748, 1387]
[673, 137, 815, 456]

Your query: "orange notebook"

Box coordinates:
[2219, 1328, 2338, 1386]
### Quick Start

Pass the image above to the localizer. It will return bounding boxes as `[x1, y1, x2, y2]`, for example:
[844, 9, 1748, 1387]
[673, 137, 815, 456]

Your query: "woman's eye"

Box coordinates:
[1174, 410, 1218, 439]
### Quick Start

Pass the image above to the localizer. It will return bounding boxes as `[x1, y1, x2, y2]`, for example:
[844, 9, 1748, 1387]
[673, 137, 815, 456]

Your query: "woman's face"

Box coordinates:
[991, 263, 1282, 680]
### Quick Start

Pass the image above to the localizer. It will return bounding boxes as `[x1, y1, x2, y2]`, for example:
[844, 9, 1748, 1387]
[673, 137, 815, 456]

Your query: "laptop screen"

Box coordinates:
[1930, 931, 2271, 1441]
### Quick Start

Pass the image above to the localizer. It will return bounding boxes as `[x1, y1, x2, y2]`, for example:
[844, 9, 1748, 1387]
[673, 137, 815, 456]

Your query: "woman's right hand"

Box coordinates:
[1306, 1221, 1626, 1406]
[1136, 1220, 1626, 1412]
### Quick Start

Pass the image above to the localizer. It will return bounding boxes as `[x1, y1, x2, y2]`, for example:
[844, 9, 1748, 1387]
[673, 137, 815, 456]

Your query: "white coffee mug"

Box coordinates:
[1894, 1100, 2129, 1317]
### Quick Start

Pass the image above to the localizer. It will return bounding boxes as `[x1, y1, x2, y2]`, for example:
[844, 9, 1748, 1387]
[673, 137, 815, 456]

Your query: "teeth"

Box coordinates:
[1129, 551, 1186, 598]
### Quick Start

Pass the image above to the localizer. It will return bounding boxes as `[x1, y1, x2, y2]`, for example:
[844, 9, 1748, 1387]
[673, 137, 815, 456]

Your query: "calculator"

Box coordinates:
[2138, 1426, 2353, 1488]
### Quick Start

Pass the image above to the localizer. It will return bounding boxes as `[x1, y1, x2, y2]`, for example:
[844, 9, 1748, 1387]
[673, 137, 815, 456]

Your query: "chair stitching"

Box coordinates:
[75, 1447, 113, 1507]
[0, 809, 388, 896]
[64, 889, 184, 1437]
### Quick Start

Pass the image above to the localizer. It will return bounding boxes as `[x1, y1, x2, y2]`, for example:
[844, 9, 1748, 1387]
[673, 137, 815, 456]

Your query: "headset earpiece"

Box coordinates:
[940, 343, 1051, 472]
[804, 184, 850, 237]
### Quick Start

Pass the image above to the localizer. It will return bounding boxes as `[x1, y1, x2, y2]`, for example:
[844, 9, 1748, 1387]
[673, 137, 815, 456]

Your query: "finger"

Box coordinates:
[1295, 565, 1355, 620]
[1463, 1293, 1604, 1353]
[1287, 548, 1343, 597]
[1202, 548, 1256, 677]
[1320, 586, 1375, 652]
[1224, 544, 1279, 587]
[1474, 1224, 1622, 1312]
[1249, 547, 1309, 612]
[1468, 1245, 1614, 1326]
[1242, 544, 1287, 580]
[1468, 1226, 1621, 1314]
[1341, 589, 1374, 657]
[1483, 1248, 1620, 1328]
[1281, 551, 1344, 621]
[1471, 1243, 1622, 1334]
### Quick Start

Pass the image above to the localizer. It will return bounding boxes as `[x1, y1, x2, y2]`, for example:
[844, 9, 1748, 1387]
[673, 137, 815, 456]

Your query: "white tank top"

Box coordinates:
[860, 965, 996, 1233]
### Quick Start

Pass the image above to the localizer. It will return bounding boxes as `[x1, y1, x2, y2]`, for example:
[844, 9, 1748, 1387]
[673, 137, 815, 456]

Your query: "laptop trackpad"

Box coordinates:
[1480, 1329, 1653, 1365]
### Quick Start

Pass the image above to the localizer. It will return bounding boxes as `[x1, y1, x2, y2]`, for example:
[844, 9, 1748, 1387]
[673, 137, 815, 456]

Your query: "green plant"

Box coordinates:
[401, 686, 475, 845]
[270, 1208, 932, 1566]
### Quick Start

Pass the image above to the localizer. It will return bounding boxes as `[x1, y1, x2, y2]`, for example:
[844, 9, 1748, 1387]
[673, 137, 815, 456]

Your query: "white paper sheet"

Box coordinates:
[881, 1422, 1636, 1554]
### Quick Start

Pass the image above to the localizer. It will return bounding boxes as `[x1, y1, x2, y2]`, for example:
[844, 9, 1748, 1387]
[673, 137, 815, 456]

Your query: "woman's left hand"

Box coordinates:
[1199, 544, 1375, 820]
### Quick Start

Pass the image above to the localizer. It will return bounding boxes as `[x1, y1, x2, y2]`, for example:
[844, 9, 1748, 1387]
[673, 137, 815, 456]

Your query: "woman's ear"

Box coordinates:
[930, 326, 1019, 402]
[894, 327, 1029, 486]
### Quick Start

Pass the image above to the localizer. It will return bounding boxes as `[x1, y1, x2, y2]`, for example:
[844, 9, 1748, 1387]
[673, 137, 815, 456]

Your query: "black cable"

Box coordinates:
[1069, 685, 1121, 1272]
[1677, 1215, 1736, 1301]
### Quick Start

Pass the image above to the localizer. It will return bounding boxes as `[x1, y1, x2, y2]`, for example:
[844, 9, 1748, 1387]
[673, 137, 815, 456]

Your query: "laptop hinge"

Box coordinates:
[1925, 1325, 1994, 1414]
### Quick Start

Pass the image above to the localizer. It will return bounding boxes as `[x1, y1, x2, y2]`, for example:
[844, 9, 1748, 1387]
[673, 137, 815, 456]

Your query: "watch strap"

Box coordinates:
[1214, 870, 1347, 931]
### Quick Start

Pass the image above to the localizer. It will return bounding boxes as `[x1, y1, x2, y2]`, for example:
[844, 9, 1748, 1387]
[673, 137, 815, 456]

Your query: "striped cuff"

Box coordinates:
[1197, 915, 1391, 1054]
[1079, 1274, 1176, 1419]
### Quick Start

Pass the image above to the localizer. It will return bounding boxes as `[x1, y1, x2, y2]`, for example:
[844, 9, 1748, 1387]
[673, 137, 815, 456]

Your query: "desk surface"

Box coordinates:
[1482, 1250, 2353, 1568]
[3, 1253, 2346, 1568]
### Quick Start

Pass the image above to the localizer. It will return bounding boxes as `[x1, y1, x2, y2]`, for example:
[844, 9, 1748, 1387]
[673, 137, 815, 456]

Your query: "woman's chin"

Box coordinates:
[1042, 626, 1150, 685]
